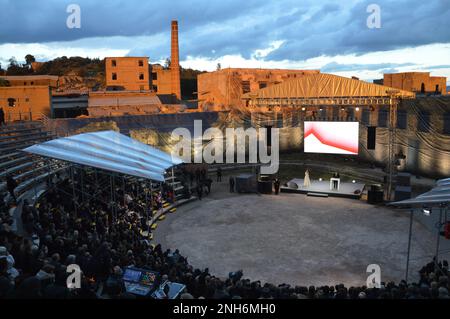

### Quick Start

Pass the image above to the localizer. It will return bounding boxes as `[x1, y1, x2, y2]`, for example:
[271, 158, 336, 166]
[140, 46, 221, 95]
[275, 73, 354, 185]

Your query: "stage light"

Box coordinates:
[352, 180, 356, 183]
[302, 107, 306, 111]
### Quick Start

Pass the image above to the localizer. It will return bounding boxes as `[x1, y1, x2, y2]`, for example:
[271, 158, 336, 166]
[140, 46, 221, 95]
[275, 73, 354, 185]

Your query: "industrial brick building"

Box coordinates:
[197, 68, 320, 111]
[382, 72, 447, 95]
[103, 21, 181, 106]
[0, 85, 52, 121]
[105, 57, 150, 91]
[0, 75, 58, 121]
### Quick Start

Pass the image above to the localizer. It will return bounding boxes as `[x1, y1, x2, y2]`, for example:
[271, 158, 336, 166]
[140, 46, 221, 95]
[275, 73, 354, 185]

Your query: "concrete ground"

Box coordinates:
[154, 176, 441, 288]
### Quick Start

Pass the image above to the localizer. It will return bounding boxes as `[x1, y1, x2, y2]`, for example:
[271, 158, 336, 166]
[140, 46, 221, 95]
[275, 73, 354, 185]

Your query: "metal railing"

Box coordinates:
[5, 111, 33, 123]
[39, 113, 71, 137]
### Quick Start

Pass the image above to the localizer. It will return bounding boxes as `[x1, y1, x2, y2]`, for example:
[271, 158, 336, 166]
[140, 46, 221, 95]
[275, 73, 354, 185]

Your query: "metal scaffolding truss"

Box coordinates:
[247, 96, 393, 108]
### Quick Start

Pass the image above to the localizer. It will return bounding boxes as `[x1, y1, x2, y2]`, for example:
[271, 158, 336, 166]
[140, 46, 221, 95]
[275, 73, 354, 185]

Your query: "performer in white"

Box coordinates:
[304, 169, 312, 188]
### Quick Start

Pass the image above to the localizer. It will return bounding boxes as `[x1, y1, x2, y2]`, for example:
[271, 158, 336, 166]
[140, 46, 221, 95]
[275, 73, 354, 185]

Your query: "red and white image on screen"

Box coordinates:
[304, 122, 359, 155]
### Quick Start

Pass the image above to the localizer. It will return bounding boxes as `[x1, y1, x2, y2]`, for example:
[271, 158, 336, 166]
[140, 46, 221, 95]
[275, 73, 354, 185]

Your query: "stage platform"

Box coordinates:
[281, 178, 365, 199]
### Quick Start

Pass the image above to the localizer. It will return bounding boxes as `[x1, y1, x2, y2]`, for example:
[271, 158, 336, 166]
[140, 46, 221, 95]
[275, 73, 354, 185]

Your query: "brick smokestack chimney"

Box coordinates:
[171, 20, 181, 101]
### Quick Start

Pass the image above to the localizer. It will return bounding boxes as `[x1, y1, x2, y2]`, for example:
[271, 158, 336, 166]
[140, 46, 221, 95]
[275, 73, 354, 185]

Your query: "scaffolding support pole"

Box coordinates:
[80, 166, 85, 202]
[435, 206, 443, 275]
[387, 93, 399, 202]
[405, 209, 414, 282]
[110, 175, 114, 224]
[122, 176, 126, 206]
[171, 167, 176, 203]
[70, 165, 77, 217]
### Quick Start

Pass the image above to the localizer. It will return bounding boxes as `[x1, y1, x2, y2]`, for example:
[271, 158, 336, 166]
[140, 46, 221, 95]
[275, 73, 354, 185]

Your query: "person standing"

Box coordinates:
[229, 176, 235, 193]
[196, 184, 203, 201]
[6, 175, 17, 202]
[205, 178, 212, 195]
[217, 167, 222, 182]
[274, 179, 281, 195]
[0, 107, 5, 127]
[304, 169, 311, 188]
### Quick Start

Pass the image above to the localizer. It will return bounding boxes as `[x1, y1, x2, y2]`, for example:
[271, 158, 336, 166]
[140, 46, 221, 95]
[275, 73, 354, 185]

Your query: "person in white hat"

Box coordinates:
[0, 246, 19, 285]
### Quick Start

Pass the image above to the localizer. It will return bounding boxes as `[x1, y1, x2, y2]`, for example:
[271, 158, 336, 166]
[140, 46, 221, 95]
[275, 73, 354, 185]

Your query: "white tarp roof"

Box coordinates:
[23, 130, 183, 182]
[390, 178, 450, 207]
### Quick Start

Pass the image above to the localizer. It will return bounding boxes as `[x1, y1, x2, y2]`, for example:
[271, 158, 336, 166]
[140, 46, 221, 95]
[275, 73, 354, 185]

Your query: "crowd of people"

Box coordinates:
[1, 170, 449, 299]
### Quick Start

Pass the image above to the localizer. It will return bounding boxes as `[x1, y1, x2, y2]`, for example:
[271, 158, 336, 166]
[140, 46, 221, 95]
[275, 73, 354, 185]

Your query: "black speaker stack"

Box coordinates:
[394, 172, 412, 201]
[367, 184, 384, 204]
[367, 126, 376, 150]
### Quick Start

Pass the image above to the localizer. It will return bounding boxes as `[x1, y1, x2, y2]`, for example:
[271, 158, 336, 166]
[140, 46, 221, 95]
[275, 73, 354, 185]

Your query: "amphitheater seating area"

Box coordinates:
[0, 122, 67, 207]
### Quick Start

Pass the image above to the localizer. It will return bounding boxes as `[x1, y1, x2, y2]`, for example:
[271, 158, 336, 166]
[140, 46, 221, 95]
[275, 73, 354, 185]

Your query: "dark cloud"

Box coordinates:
[0, 0, 449, 62]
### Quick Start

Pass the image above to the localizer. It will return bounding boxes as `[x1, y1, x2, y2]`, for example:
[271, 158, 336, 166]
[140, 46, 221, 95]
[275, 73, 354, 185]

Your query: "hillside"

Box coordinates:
[1, 55, 204, 98]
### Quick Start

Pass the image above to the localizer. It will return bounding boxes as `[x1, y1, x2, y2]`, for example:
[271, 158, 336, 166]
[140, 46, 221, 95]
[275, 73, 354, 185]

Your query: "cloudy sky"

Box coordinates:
[0, 0, 449, 84]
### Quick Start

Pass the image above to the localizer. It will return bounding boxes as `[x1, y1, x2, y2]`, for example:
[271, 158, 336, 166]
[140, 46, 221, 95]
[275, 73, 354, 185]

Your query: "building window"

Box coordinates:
[139, 60, 144, 67]
[418, 111, 430, 132]
[7, 98, 16, 107]
[242, 81, 250, 94]
[397, 110, 407, 129]
[139, 73, 145, 80]
[152, 85, 158, 92]
[112, 60, 117, 67]
[378, 109, 388, 127]
[259, 82, 267, 89]
[421, 83, 425, 94]
[112, 73, 117, 80]
[24, 82, 27, 85]
[30, 82, 34, 85]
[152, 73, 158, 80]
[332, 106, 340, 120]
[436, 85, 440, 94]
[362, 109, 371, 126]
[140, 85, 145, 91]
[444, 113, 450, 135]
[319, 107, 327, 120]
[346, 108, 354, 121]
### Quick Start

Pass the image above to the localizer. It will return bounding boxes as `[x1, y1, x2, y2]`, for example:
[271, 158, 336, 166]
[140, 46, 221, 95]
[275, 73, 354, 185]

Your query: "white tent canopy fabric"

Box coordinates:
[390, 178, 450, 207]
[23, 131, 183, 182]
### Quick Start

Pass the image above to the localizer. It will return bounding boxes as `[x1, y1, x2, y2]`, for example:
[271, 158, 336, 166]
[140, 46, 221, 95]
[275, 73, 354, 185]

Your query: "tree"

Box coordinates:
[216, 63, 221, 71]
[6, 56, 31, 75]
[8, 57, 18, 68]
[0, 78, 10, 87]
[25, 54, 36, 66]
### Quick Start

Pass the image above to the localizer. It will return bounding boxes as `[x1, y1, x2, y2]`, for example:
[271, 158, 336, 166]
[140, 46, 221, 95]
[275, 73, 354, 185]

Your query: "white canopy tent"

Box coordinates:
[23, 130, 183, 182]
[389, 178, 450, 283]
[390, 178, 450, 207]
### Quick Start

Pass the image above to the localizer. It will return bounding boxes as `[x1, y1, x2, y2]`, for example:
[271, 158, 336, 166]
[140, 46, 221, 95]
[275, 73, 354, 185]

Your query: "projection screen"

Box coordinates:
[304, 122, 359, 155]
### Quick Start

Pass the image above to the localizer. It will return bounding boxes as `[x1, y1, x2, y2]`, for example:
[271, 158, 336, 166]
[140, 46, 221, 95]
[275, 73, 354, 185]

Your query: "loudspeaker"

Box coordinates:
[257, 181, 273, 194]
[367, 127, 376, 150]
[368, 190, 384, 204]
[370, 184, 381, 192]
[397, 172, 411, 187]
[394, 186, 412, 201]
